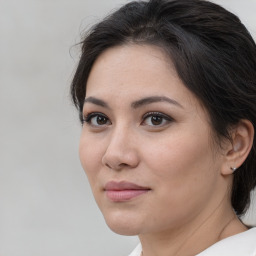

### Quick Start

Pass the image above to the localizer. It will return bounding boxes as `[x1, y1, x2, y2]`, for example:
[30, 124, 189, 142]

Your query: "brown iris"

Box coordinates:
[151, 116, 163, 125]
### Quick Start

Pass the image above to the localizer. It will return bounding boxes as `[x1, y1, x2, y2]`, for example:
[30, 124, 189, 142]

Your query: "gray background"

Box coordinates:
[0, 0, 255, 255]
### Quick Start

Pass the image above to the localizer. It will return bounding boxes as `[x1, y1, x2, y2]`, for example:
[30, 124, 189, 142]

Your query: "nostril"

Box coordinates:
[120, 163, 129, 167]
[105, 162, 129, 170]
[106, 163, 112, 169]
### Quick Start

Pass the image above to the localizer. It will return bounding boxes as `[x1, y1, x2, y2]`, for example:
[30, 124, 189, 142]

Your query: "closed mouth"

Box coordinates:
[104, 181, 151, 202]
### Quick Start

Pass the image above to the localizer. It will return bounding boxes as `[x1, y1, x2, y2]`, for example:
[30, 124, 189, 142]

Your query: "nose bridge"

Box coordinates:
[102, 122, 139, 170]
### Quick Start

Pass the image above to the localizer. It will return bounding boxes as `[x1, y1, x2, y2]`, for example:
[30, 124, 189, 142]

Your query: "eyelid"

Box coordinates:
[142, 111, 173, 121]
[82, 112, 111, 126]
[83, 112, 104, 121]
[141, 111, 174, 128]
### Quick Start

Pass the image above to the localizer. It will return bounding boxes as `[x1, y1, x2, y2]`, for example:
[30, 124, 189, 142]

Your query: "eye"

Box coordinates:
[83, 112, 111, 127]
[142, 112, 173, 127]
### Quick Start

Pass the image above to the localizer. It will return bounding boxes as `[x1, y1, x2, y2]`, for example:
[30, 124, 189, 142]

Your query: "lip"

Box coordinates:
[104, 181, 151, 202]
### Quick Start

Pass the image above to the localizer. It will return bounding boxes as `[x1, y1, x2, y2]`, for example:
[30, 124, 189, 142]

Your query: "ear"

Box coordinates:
[221, 119, 254, 176]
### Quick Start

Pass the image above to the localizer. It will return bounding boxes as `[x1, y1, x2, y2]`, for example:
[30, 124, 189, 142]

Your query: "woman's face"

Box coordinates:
[79, 44, 229, 236]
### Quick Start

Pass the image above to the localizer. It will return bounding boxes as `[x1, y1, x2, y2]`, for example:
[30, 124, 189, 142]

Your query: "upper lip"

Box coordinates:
[104, 181, 150, 191]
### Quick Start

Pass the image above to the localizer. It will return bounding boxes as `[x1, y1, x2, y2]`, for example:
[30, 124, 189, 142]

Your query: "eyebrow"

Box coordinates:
[131, 96, 183, 109]
[84, 97, 110, 109]
[83, 95, 183, 109]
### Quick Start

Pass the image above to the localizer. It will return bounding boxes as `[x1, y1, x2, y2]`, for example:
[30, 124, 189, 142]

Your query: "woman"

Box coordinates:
[71, 0, 256, 255]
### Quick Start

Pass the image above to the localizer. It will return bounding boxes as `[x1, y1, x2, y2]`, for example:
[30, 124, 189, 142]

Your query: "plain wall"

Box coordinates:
[0, 1, 255, 255]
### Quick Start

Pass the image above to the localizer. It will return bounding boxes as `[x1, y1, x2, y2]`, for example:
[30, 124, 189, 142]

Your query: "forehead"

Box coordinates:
[86, 44, 197, 108]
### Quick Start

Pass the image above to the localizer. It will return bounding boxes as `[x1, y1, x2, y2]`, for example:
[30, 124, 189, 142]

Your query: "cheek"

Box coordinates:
[144, 131, 213, 177]
[79, 134, 103, 185]
[142, 129, 217, 206]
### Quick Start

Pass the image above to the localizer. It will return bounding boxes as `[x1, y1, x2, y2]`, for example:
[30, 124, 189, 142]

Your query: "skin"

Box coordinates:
[79, 44, 248, 256]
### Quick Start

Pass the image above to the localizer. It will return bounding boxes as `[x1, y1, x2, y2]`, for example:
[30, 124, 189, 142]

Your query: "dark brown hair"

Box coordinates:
[71, 0, 256, 216]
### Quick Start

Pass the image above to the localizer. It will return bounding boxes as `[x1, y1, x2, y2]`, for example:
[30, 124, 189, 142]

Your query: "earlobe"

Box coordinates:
[230, 167, 237, 172]
[221, 119, 254, 176]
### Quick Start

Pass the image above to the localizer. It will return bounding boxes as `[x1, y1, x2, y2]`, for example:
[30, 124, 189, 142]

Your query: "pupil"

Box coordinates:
[97, 116, 107, 125]
[151, 116, 162, 125]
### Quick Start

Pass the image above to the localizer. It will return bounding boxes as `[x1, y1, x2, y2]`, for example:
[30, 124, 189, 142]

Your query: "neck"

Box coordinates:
[139, 200, 246, 256]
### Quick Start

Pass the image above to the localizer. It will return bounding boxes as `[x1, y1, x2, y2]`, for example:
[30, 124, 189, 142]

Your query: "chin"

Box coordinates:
[102, 210, 142, 236]
[106, 221, 141, 236]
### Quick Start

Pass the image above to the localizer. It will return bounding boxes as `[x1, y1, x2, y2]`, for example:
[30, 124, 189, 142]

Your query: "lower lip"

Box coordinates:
[105, 189, 149, 202]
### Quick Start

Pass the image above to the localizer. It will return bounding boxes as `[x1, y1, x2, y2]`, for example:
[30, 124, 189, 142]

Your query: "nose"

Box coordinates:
[102, 127, 139, 171]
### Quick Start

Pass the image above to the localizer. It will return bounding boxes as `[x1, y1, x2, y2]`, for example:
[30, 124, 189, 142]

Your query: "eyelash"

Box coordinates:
[142, 112, 173, 126]
[82, 111, 173, 127]
[82, 112, 110, 126]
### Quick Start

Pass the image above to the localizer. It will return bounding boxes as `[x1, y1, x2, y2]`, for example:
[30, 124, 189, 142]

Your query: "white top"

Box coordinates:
[128, 227, 256, 256]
